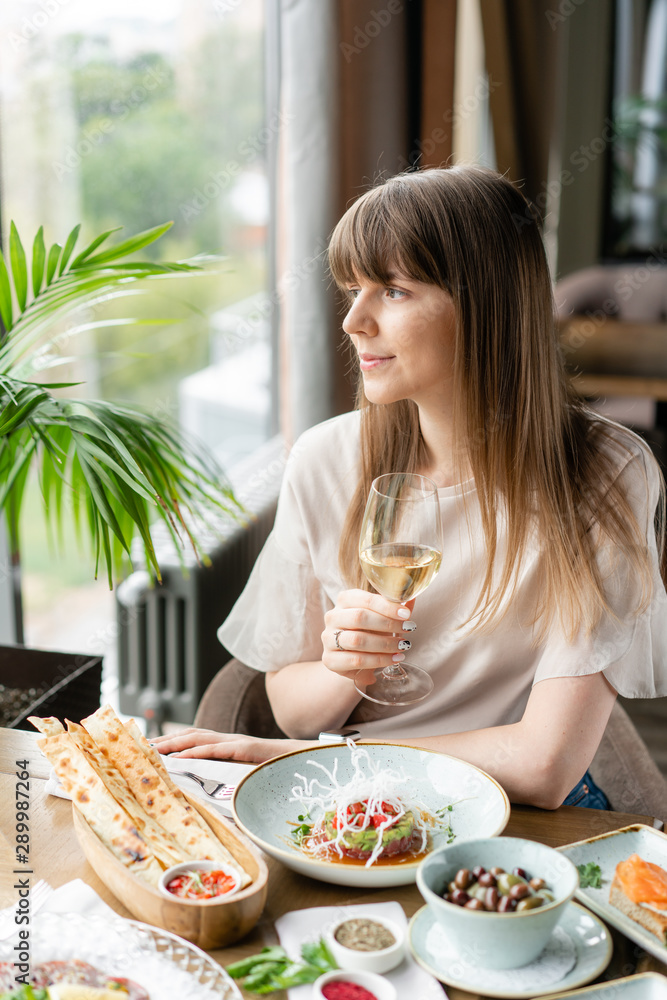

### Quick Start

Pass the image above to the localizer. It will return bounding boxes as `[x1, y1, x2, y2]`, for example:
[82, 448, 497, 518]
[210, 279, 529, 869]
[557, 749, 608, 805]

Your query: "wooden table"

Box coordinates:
[1, 728, 666, 999]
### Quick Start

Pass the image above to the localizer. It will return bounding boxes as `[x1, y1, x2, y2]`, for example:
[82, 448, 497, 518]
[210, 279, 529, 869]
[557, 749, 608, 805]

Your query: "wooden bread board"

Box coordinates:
[73, 791, 268, 949]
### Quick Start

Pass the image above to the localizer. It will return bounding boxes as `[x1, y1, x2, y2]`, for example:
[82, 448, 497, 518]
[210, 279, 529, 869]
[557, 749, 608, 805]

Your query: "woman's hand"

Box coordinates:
[151, 728, 314, 764]
[321, 589, 416, 681]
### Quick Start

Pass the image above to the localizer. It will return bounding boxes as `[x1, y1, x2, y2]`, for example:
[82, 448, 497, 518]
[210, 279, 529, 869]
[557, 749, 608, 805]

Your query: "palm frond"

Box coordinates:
[0, 220, 240, 585]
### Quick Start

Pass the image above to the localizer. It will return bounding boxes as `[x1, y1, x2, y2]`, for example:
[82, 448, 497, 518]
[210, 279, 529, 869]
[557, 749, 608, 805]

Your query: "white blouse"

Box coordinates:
[218, 410, 667, 738]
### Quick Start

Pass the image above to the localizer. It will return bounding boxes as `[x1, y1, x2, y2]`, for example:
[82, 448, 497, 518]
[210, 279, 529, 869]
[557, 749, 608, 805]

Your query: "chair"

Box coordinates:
[554, 264, 667, 323]
[195, 660, 667, 824]
[194, 657, 287, 738]
[589, 700, 667, 825]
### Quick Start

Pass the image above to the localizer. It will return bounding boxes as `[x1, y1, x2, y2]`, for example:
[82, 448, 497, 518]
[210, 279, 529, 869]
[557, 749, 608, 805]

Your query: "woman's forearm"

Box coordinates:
[393, 724, 565, 809]
[379, 674, 617, 809]
[265, 660, 364, 737]
[262, 670, 616, 809]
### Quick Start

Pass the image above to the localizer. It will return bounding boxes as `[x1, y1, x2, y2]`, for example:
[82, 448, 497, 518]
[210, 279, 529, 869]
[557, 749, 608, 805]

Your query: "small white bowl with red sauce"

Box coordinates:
[157, 859, 243, 902]
[312, 968, 397, 1000]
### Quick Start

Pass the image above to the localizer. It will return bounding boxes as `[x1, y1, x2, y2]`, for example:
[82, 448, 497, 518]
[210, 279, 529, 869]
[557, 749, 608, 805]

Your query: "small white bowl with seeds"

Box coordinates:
[325, 914, 405, 974]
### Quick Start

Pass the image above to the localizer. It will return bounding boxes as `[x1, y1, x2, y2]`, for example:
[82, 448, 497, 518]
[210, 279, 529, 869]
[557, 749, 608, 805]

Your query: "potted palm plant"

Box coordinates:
[0, 219, 239, 589]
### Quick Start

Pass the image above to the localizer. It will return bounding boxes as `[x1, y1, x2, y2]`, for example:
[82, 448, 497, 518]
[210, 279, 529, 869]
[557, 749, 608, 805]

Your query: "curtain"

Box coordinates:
[277, 0, 429, 440]
[277, 0, 341, 443]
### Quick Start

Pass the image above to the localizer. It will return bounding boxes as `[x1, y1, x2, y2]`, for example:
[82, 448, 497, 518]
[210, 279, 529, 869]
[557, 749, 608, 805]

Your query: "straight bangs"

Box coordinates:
[328, 180, 451, 292]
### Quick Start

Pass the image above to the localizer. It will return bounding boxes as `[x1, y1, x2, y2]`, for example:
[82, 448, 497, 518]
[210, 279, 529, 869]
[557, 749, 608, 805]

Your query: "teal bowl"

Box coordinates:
[416, 837, 579, 969]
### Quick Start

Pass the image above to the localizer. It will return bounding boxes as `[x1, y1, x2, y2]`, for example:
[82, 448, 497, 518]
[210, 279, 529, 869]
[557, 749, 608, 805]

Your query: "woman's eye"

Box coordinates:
[348, 288, 360, 300]
[386, 288, 406, 299]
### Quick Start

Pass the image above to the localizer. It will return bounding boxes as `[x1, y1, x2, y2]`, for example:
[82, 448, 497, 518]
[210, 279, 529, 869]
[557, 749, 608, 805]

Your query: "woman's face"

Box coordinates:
[342, 269, 457, 411]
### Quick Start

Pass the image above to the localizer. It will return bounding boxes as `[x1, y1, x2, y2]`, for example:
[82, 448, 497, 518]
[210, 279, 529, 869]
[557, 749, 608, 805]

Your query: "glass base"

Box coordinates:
[354, 661, 434, 706]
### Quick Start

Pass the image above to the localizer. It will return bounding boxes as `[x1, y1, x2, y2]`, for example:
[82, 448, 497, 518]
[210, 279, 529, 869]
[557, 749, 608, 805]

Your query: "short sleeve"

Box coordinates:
[533, 433, 667, 698]
[217, 478, 333, 672]
[216, 413, 360, 672]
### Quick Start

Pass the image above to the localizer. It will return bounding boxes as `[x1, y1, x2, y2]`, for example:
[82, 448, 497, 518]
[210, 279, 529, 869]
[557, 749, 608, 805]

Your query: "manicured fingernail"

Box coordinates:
[402, 620, 416, 632]
[392, 653, 405, 662]
[397, 608, 410, 619]
[398, 640, 411, 651]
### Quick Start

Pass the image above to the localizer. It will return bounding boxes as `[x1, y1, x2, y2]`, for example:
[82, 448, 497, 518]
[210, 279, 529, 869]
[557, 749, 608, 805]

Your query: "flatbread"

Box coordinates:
[65, 720, 185, 869]
[123, 717, 180, 792]
[28, 716, 65, 737]
[37, 732, 162, 885]
[82, 705, 250, 885]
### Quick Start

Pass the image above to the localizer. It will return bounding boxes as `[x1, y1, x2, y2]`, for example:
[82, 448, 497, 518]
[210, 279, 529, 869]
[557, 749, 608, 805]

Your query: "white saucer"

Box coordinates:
[408, 901, 612, 999]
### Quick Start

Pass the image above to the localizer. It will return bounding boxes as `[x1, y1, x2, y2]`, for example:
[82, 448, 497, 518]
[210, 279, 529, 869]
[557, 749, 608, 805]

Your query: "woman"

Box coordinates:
[154, 166, 667, 809]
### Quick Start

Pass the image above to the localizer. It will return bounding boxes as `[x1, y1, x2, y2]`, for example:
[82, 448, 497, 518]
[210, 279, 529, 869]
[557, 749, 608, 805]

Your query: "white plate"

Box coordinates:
[408, 901, 612, 998]
[0, 910, 241, 999]
[557, 824, 667, 965]
[232, 742, 510, 887]
[547, 972, 667, 1000]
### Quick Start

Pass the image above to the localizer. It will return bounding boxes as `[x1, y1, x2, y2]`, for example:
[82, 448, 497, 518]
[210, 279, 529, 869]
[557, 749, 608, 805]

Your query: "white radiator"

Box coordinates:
[115, 435, 286, 728]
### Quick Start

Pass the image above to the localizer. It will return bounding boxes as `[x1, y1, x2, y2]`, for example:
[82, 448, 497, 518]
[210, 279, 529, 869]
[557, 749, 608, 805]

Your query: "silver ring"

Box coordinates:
[334, 629, 345, 651]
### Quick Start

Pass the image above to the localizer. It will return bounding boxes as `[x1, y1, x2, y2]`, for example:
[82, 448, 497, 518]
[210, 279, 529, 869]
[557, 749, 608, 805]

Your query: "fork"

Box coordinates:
[167, 769, 235, 800]
[0, 879, 53, 941]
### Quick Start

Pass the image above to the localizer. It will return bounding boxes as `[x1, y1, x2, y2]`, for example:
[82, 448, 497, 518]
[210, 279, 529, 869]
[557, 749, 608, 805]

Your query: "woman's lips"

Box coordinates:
[359, 354, 394, 371]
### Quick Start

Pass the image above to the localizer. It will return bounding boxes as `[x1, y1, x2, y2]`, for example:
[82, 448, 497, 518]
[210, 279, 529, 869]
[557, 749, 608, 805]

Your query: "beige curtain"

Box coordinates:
[277, 0, 439, 439]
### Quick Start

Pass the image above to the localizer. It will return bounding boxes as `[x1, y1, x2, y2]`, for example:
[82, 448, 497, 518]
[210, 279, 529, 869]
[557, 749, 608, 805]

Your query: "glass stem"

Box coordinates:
[382, 663, 408, 678]
[384, 599, 409, 677]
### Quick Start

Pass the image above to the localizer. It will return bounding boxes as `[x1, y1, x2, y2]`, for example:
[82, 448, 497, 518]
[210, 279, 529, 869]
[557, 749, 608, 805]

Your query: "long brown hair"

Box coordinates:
[329, 165, 665, 640]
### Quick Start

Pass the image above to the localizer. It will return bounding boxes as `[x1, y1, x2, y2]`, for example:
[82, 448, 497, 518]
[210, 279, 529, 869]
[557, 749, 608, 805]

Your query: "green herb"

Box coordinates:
[225, 946, 289, 978]
[436, 803, 456, 843]
[225, 937, 337, 994]
[577, 862, 603, 888]
[290, 813, 313, 846]
[300, 937, 336, 971]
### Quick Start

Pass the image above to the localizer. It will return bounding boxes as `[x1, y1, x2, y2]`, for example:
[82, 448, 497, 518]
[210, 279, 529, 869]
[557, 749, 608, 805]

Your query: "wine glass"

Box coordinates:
[356, 472, 442, 705]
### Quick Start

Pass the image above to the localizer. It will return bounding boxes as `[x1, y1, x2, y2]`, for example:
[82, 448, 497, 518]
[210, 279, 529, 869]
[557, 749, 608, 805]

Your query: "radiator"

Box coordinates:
[115, 435, 286, 728]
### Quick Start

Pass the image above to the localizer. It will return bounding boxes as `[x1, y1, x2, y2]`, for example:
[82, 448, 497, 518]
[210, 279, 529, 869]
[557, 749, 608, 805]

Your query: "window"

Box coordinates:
[0, 0, 270, 664]
[604, 0, 667, 258]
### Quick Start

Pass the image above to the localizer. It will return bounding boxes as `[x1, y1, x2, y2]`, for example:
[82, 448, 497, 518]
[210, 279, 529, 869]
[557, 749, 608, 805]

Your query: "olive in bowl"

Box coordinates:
[416, 836, 578, 969]
[325, 914, 405, 974]
[158, 859, 243, 902]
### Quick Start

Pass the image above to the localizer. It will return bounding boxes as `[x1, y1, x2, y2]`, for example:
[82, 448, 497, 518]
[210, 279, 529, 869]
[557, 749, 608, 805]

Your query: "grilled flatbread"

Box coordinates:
[28, 715, 65, 737]
[65, 720, 184, 869]
[123, 717, 179, 792]
[82, 705, 250, 885]
[37, 732, 162, 885]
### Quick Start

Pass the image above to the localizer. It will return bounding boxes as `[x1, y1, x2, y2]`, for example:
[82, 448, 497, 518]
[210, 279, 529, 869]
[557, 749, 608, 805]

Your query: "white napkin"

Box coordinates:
[0, 879, 117, 931]
[46, 757, 255, 819]
[39, 878, 119, 919]
[275, 901, 446, 999]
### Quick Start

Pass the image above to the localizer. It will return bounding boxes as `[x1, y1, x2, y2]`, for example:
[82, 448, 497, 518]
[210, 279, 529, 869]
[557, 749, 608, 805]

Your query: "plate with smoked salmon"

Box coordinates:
[557, 824, 667, 964]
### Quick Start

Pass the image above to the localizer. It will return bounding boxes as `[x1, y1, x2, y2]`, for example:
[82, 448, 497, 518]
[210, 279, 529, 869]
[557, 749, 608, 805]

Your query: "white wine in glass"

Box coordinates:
[356, 473, 443, 705]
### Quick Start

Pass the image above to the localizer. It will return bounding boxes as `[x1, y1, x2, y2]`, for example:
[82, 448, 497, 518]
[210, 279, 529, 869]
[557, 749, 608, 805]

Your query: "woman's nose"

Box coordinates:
[342, 294, 378, 337]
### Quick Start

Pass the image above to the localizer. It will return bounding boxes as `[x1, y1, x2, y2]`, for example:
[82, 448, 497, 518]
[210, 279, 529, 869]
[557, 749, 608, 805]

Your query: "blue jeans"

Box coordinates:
[562, 769, 610, 809]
